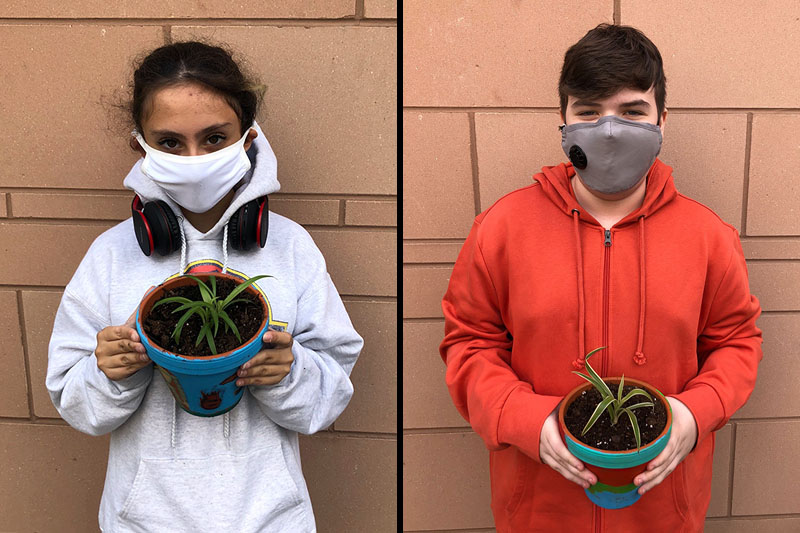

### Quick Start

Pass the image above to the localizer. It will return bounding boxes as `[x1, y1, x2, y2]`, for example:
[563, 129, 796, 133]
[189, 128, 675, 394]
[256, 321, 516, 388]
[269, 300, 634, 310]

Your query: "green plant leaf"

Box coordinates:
[221, 275, 272, 309]
[205, 327, 217, 355]
[618, 375, 625, 404]
[584, 355, 613, 399]
[619, 388, 653, 406]
[195, 322, 210, 347]
[623, 408, 643, 451]
[172, 307, 202, 343]
[186, 275, 214, 304]
[209, 275, 216, 298]
[152, 296, 193, 310]
[218, 310, 242, 343]
[622, 401, 654, 411]
[581, 396, 615, 436]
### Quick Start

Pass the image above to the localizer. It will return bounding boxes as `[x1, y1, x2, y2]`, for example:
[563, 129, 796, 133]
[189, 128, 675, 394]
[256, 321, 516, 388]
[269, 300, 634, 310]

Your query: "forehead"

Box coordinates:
[142, 82, 239, 129]
[568, 87, 656, 107]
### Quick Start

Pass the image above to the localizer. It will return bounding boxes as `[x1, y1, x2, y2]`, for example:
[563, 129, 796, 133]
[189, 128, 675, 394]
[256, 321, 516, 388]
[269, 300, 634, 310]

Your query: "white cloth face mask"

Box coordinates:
[134, 129, 252, 213]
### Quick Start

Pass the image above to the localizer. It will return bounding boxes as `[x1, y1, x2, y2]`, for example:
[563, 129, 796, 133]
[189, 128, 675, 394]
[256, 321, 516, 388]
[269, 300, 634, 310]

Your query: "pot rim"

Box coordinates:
[557, 376, 673, 455]
[136, 272, 268, 361]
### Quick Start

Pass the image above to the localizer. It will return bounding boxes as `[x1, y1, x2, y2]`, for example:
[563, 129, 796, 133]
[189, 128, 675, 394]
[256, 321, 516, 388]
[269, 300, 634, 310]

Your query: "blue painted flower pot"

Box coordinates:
[136, 273, 268, 417]
[558, 377, 673, 509]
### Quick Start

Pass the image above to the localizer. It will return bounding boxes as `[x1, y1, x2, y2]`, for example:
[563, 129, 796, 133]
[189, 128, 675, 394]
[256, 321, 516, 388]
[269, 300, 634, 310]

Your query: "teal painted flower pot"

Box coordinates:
[558, 377, 673, 509]
[136, 273, 268, 417]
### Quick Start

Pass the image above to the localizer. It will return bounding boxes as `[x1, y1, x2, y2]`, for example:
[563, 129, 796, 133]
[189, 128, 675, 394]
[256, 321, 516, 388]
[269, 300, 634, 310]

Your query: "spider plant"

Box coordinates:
[151, 274, 271, 355]
[572, 346, 655, 450]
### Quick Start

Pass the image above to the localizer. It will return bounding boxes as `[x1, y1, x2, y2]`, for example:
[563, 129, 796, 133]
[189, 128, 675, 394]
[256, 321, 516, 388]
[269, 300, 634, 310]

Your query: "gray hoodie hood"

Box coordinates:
[122, 120, 280, 239]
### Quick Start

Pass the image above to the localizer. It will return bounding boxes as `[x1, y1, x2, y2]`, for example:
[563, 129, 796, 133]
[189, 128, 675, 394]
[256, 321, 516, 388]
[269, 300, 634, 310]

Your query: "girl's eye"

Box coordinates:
[207, 134, 226, 145]
[158, 139, 180, 150]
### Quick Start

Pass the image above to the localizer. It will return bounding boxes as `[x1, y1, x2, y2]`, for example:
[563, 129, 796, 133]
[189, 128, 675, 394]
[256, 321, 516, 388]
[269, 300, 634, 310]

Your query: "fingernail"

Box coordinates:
[242, 362, 250, 370]
[236, 380, 244, 387]
[136, 344, 146, 353]
[583, 482, 589, 489]
[139, 354, 149, 362]
[238, 369, 247, 377]
[131, 332, 139, 342]
[264, 332, 273, 342]
[639, 488, 646, 496]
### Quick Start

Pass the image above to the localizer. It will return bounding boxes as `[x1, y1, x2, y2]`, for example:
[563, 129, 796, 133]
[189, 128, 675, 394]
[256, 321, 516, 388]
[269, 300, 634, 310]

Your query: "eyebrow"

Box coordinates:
[150, 122, 233, 138]
[571, 99, 651, 108]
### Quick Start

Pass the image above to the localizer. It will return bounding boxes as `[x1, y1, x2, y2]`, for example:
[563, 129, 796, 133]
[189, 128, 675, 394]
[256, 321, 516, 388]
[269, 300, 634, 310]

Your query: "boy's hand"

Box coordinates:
[236, 330, 294, 386]
[540, 406, 597, 489]
[95, 309, 151, 381]
[634, 396, 698, 495]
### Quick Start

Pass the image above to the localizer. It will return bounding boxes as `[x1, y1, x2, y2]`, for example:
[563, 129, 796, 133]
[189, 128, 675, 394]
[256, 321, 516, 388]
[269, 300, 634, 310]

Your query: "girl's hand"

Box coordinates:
[540, 406, 597, 489]
[95, 309, 151, 381]
[236, 330, 294, 386]
[634, 396, 698, 495]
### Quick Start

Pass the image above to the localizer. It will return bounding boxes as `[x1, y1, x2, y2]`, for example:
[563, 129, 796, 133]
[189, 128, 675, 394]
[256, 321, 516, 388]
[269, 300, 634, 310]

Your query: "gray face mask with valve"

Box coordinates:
[560, 115, 663, 194]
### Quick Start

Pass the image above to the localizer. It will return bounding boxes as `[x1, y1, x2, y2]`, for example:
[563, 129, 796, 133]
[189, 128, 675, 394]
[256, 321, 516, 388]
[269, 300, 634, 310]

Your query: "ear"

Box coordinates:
[659, 108, 668, 134]
[130, 136, 146, 157]
[243, 128, 258, 151]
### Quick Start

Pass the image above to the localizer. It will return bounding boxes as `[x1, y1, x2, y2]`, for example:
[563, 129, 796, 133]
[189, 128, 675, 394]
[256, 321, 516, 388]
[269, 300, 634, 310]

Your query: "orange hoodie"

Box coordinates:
[440, 159, 762, 533]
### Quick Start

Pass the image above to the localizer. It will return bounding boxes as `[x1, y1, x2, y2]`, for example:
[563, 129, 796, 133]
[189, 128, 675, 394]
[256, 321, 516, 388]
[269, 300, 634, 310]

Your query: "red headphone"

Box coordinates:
[131, 195, 269, 256]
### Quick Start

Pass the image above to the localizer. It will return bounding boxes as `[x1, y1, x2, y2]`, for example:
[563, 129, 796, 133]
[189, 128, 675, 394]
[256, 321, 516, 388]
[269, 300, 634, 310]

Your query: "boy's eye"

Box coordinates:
[576, 110, 597, 116]
[207, 134, 226, 145]
[624, 110, 645, 116]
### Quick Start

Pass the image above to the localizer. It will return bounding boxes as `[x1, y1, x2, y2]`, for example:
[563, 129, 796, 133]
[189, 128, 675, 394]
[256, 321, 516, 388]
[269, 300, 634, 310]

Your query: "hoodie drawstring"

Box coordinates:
[222, 223, 229, 274]
[633, 216, 647, 366]
[223, 412, 231, 447]
[176, 215, 187, 275]
[571, 209, 587, 370]
[171, 398, 177, 449]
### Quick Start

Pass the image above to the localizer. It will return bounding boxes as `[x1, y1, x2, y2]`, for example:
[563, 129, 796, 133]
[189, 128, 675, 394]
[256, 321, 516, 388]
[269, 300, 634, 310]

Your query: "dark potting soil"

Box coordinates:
[142, 278, 265, 357]
[564, 383, 668, 451]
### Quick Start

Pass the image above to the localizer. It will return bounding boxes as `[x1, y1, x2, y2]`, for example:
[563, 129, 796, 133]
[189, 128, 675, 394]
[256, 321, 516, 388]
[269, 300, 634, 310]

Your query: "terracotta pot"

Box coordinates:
[558, 377, 673, 509]
[135, 272, 268, 417]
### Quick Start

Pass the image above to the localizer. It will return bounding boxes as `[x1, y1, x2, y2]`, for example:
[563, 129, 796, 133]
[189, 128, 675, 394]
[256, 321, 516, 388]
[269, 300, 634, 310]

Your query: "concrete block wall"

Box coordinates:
[0, 2, 396, 532]
[403, 1, 800, 531]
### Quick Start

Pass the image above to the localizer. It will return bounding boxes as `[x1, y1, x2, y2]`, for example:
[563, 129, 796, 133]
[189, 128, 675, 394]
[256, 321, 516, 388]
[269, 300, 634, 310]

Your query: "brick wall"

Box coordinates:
[403, 1, 800, 531]
[0, 2, 396, 532]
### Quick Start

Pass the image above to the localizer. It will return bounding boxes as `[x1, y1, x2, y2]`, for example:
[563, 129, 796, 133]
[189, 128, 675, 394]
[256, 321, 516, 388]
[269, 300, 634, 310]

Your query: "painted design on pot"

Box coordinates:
[200, 390, 223, 411]
[220, 371, 239, 385]
[157, 365, 190, 412]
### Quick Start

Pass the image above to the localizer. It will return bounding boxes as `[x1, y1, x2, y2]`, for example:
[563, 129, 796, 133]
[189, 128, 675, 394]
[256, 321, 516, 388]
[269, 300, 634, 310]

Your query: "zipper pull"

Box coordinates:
[604, 229, 612, 247]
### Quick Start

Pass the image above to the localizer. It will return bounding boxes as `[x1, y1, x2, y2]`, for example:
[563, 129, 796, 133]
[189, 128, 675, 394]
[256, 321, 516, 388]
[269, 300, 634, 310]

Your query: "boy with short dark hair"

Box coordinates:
[440, 24, 762, 532]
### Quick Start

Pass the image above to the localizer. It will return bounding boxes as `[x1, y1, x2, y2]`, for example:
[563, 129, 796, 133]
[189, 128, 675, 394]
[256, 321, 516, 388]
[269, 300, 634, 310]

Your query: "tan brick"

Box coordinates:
[0, 291, 29, 418]
[402, 266, 451, 319]
[661, 113, 747, 231]
[173, 26, 396, 196]
[0, 25, 162, 190]
[403, 241, 463, 264]
[336, 300, 396, 434]
[747, 262, 800, 312]
[344, 200, 397, 227]
[0, 223, 111, 286]
[0, 193, 7, 217]
[299, 434, 396, 532]
[11, 193, 131, 221]
[309, 229, 396, 297]
[403, 112, 475, 239]
[403, 432, 493, 530]
[21, 290, 64, 419]
[270, 198, 340, 226]
[403, 1, 611, 106]
[0, 422, 109, 532]
[747, 114, 800, 235]
[741, 238, 800, 260]
[403, 321, 467, 429]
[708, 424, 732, 517]
[474, 113, 565, 211]
[732, 420, 800, 515]
[0, 1, 353, 18]
[705, 518, 800, 533]
[734, 315, 800, 419]
[624, 2, 800, 107]
[364, 0, 396, 18]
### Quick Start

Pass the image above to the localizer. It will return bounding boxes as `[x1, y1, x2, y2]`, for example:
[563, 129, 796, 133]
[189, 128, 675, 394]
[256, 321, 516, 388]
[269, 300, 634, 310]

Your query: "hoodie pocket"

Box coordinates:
[671, 461, 690, 522]
[117, 444, 307, 533]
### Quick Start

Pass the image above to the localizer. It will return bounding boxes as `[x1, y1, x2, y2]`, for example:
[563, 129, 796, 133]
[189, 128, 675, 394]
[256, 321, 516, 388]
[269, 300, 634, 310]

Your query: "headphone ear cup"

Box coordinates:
[143, 200, 181, 256]
[229, 197, 268, 251]
[132, 196, 153, 256]
[229, 208, 242, 250]
[257, 196, 269, 248]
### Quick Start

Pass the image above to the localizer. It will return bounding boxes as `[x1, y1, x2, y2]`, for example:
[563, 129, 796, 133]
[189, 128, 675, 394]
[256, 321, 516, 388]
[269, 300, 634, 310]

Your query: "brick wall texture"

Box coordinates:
[0, 2, 397, 532]
[404, 1, 800, 532]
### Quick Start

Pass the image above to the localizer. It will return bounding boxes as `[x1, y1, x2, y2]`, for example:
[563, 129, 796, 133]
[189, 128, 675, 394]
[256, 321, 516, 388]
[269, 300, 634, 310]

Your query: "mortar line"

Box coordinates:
[403, 238, 466, 244]
[404, 106, 800, 113]
[741, 113, 754, 236]
[0, 417, 69, 425]
[0, 189, 396, 200]
[15, 291, 37, 421]
[613, 0, 621, 24]
[468, 112, 482, 216]
[355, 0, 365, 19]
[727, 422, 737, 517]
[162, 24, 172, 44]
[0, 18, 397, 26]
[403, 427, 474, 435]
[403, 262, 456, 268]
[338, 199, 346, 226]
[706, 513, 800, 520]
[5, 192, 11, 218]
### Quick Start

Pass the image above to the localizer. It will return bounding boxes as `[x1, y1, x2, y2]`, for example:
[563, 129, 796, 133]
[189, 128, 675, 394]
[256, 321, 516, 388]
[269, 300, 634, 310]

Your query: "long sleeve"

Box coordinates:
[248, 244, 363, 435]
[440, 219, 562, 462]
[46, 288, 153, 436]
[673, 229, 763, 444]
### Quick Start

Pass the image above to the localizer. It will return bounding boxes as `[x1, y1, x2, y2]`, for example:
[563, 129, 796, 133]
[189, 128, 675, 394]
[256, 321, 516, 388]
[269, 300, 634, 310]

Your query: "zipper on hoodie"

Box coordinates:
[602, 229, 612, 378]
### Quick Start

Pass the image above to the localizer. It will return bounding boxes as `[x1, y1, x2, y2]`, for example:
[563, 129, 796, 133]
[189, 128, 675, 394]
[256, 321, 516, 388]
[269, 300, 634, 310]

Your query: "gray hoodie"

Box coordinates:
[46, 123, 363, 532]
